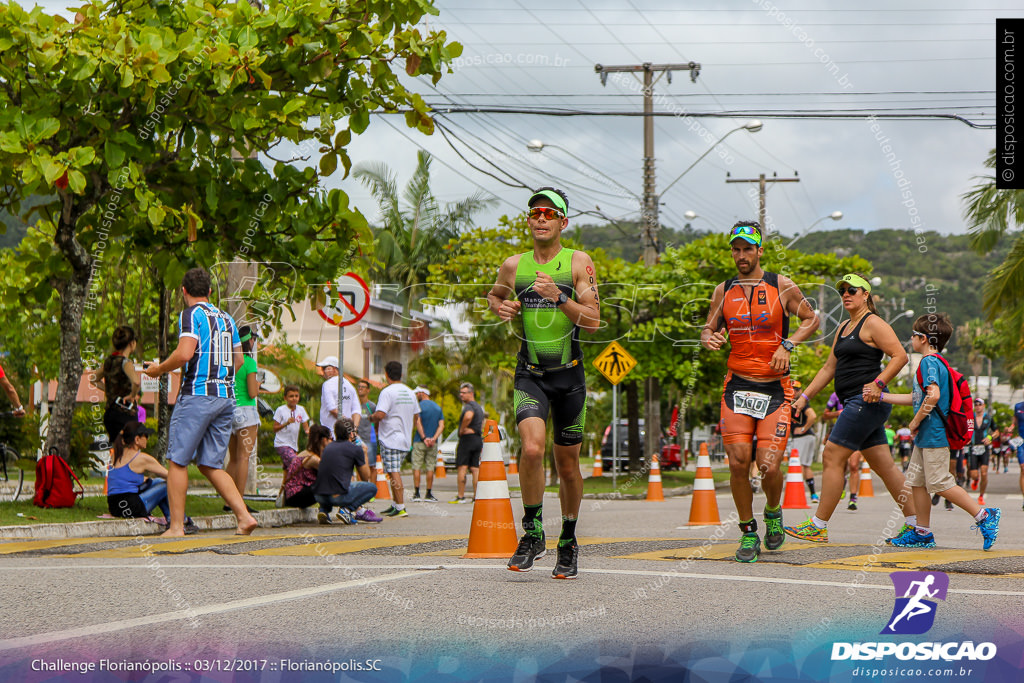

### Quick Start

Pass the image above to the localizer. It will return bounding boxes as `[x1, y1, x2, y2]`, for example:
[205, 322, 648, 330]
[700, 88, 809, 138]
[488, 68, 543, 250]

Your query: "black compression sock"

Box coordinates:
[523, 504, 543, 538]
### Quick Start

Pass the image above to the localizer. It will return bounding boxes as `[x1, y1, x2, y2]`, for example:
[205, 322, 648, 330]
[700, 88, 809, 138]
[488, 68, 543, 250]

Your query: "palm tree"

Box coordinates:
[354, 151, 494, 366]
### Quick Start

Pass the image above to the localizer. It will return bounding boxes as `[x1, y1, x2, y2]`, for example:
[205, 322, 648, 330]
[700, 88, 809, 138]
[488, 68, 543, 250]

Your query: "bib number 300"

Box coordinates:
[734, 391, 771, 419]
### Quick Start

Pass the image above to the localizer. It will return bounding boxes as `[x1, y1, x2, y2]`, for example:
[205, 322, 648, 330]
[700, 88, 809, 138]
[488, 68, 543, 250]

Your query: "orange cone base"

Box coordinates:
[686, 491, 721, 525]
[782, 488, 810, 509]
[462, 500, 518, 558]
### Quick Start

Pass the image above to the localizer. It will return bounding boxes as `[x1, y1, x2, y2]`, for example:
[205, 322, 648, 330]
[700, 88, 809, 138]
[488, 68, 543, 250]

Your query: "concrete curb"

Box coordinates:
[0, 507, 318, 540]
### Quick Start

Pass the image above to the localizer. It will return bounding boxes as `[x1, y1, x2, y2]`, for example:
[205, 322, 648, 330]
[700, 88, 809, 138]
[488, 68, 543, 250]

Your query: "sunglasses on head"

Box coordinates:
[528, 207, 565, 220]
[839, 286, 863, 296]
[730, 224, 761, 238]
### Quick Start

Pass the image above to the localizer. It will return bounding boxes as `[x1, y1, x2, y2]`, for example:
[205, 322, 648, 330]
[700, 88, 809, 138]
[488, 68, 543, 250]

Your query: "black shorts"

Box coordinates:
[967, 444, 991, 469]
[513, 364, 587, 446]
[456, 434, 482, 468]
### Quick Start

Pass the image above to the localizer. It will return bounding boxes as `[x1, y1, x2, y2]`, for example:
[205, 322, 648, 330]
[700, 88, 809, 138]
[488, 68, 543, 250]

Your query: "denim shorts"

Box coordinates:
[167, 394, 235, 468]
[231, 404, 260, 433]
[827, 396, 891, 452]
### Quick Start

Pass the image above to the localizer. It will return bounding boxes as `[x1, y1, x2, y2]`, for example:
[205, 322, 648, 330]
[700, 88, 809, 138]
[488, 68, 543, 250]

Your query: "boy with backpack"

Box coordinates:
[879, 313, 1000, 549]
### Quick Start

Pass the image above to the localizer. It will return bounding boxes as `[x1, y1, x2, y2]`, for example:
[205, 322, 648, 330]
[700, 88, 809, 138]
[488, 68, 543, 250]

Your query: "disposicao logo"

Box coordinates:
[831, 571, 997, 662]
[881, 571, 948, 635]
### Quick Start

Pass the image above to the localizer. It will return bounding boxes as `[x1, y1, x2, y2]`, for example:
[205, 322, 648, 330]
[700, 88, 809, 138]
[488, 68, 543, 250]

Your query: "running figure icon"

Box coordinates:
[887, 575, 938, 632]
[881, 571, 949, 635]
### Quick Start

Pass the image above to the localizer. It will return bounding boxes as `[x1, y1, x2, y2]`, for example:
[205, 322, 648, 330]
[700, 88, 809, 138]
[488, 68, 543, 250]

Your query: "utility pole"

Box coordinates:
[594, 61, 700, 466]
[594, 62, 700, 267]
[725, 172, 800, 233]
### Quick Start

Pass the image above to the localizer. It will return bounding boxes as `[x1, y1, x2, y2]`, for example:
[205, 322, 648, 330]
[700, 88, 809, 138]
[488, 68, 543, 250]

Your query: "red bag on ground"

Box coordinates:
[33, 448, 84, 508]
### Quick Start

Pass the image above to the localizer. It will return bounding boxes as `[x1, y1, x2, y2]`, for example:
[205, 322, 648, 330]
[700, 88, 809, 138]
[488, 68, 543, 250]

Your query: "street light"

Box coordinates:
[785, 210, 843, 249]
[526, 140, 640, 201]
[660, 120, 763, 197]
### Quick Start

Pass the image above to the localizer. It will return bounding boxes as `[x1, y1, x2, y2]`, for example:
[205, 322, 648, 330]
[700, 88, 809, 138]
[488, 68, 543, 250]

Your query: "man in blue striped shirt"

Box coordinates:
[145, 268, 258, 536]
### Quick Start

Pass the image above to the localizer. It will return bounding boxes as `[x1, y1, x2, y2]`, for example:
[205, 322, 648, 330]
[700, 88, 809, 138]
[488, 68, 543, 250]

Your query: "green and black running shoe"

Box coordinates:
[507, 533, 547, 572]
[735, 533, 761, 563]
[552, 540, 579, 580]
[763, 508, 785, 550]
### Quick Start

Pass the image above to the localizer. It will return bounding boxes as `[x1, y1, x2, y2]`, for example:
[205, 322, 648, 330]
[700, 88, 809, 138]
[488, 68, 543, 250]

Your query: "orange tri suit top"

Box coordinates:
[718, 272, 794, 447]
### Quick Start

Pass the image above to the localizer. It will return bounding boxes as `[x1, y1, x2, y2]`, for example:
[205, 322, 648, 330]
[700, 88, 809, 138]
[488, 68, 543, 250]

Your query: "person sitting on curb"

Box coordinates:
[107, 421, 199, 535]
[278, 425, 330, 509]
[312, 418, 380, 525]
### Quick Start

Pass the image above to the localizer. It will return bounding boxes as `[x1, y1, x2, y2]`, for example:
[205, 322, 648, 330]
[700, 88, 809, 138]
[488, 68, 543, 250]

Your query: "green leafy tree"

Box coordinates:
[0, 0, 461, 457]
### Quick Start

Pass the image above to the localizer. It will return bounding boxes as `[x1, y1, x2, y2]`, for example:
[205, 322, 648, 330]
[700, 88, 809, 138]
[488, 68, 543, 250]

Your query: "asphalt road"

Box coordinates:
[1, 463, 1023, 682]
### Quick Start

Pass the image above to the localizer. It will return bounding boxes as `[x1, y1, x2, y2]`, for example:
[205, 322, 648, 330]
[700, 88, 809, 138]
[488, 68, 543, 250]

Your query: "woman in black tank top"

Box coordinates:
[91, 326, 141, 444]
[783, 274, 915, 544]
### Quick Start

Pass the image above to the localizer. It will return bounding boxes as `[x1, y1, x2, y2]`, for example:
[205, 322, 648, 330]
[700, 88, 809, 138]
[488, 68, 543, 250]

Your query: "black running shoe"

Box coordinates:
[552, 541, 579, 579]
[931, 493, 941, 506]
[507, 533, 546, 572]
[735, 533, 761, 563]
[763, 509, 785, 550]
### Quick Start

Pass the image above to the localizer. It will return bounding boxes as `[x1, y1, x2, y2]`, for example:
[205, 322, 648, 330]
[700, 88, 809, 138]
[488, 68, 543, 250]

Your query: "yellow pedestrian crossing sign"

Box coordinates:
[593, 341, 637, 385]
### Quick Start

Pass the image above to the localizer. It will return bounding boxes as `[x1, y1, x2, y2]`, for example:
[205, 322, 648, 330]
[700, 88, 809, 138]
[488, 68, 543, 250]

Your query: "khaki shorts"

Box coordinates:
[906, 445, 957, 494]
[411, 441, 438, 471]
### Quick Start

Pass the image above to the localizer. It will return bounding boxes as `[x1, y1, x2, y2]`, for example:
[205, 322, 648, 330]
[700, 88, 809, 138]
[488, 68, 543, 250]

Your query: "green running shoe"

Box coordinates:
[763, 508, 785, 550]
[784, 519, 829, 543]
[886, 524, 914, 545]
[735, 532, 761, 563]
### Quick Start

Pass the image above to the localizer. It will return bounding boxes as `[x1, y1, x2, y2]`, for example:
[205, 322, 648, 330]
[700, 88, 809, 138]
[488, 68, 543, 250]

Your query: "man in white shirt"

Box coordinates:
[317, 356, 360, 433]
[371, 361, 421, 518]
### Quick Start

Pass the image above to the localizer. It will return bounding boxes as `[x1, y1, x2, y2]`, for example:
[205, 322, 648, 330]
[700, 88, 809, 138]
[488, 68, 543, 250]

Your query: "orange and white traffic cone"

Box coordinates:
[782, 448, 810, 509]
[435, 452, 447, 479]
[592, 454, 603, 477]
[375, 455, 392, 501]
[858, 460, 875, 498]
[508, 451, 518, 475]
[686, 443, 721, 525]
[464, 419, 518, 558]
[646, 454, 664, 501]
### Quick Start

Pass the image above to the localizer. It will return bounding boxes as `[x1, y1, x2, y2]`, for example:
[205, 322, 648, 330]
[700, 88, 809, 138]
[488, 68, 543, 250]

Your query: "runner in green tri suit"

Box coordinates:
[487, 187, 600, 580]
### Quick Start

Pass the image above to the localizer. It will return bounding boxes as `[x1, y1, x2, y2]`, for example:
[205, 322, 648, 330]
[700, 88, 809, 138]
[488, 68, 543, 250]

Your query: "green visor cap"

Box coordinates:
[835, 273, 872, 292]
[528, 189, 568, 215]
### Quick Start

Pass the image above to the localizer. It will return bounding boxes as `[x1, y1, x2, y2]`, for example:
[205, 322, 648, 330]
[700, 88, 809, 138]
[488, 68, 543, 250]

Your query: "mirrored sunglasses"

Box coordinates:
[528, 207, 565, 220]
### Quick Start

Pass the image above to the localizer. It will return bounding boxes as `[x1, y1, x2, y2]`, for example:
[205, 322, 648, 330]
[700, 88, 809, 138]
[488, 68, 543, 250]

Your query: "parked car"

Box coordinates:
[438, 425, 512, 468]
[601, 419, 645, 472]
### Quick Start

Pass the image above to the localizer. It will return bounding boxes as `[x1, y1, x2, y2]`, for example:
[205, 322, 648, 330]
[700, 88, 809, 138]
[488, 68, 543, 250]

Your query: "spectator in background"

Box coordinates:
[0, 361, 24, 418]
[273, 385, 310, 461]
[107, 421, 198, 534]
[317, 356, 360, 434]
[357, 379, 377, 464]
[450, 382, 484, 505]
[91, 325, 141, 443]
[144, 267, 257, 537]
[371, 361, 421, 518]
[411, 385, 444, 503]
[226, 325, 260, 508]
[279, 424, 329, 509]
[313, 418, 377, 524]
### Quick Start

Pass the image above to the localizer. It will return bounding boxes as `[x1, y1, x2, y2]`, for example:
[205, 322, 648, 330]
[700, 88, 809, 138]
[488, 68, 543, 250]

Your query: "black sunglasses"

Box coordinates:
[839, 286, 863, 296]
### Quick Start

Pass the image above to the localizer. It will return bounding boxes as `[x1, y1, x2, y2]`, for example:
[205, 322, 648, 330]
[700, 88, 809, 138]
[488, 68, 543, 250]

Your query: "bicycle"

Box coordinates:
[0, 410, 26, 502]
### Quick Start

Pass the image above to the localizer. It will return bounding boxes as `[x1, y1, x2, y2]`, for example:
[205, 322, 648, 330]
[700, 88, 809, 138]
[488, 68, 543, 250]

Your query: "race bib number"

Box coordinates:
[733, 391, 771, 419]
[1011, 437, 1024, 449]
[973, 444, 988, 455]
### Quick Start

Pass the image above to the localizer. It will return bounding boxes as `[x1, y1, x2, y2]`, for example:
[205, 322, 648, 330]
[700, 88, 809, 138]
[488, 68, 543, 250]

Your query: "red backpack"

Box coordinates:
[916, 353, 975, 450]
[33, 448, 84, 508]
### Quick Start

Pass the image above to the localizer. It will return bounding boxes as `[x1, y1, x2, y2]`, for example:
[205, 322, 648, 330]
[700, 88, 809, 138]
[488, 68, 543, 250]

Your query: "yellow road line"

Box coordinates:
[805, 548, 1024, 573]
[0, 537, 125, 555]
[251, 535, 466, 556]
[63, 534, 302, 558]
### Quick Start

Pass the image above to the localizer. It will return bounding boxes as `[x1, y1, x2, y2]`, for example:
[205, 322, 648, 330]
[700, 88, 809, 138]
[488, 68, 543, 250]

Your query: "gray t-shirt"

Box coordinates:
[358, 400, 376, 443]
[459, 400, 484, 438]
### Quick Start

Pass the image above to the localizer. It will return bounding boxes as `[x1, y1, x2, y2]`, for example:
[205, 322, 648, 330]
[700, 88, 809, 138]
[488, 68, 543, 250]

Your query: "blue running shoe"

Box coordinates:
[888, 528, 936, 548]
[973, 508, 1002, 551]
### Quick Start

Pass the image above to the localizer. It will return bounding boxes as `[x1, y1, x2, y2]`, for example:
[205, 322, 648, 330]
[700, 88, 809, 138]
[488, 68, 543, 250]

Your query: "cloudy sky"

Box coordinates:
[35, 0, 1006, 242]
[336, 0, 1004, 242]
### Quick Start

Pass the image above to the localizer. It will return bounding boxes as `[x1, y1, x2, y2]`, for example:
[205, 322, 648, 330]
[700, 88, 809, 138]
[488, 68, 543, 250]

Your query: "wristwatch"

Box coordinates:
[556, 292, 569, 306]
[780, 339, 795, 352]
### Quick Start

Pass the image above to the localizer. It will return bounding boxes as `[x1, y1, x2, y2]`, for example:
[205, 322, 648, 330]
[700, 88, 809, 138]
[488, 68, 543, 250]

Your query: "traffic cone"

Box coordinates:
[435, 452, 447, 479]
[858, 460, 875, 498]
[592, 455, 603, 477]
[508, 451, 518, 475]
[686, 443, 721, 525]
[646, 454, 664, 501]
[464, 419, 518, 558]
[782, 448, 810, 509]
[375, 455, 392, 501]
